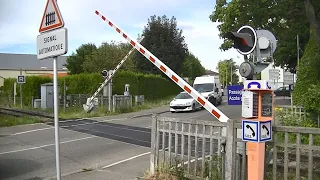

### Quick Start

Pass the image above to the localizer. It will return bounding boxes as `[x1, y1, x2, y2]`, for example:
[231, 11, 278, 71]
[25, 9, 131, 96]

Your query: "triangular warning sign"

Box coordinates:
[39, 0, 64, 33]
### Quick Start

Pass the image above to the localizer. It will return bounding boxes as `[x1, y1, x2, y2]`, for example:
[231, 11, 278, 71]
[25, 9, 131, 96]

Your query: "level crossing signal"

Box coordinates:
[101, 70, 108, 78]
[225, 25, 257, 55]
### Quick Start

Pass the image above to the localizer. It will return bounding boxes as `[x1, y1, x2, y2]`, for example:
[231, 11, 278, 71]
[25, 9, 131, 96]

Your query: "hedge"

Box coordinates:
[1, 70, 181, 105]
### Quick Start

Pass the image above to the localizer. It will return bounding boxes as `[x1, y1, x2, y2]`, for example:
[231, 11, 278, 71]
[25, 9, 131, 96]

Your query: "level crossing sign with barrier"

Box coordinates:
[94, 10, 229, 123]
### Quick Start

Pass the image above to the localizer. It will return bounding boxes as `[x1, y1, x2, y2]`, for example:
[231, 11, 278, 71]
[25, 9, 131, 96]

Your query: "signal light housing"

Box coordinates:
[101, 70, 108, 78]
[225, 25, 257, 55]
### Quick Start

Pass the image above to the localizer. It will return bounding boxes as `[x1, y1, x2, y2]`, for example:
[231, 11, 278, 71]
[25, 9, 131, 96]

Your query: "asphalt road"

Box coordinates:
[0, 95, 290, 180]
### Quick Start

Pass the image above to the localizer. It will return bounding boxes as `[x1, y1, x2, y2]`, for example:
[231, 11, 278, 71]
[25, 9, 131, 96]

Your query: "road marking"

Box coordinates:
[60, 118, 128, 128]
[6, 117, 128, 136]
[9, 127, 53, 136]
[0, 136, 96, 155]
[89, 123, 150, 133]
[77, 127, 150, 144]
[102, 151, 151, 169]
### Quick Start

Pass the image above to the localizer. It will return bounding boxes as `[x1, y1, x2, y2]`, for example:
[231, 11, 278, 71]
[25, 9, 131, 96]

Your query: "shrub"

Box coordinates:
[1, 70, 181, 105]
[2, 76, 52, 105]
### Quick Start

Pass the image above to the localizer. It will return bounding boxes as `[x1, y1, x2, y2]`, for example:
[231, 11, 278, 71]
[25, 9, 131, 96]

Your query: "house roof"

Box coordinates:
[205, 69, 219, 76]
[0, 53, 68, 70]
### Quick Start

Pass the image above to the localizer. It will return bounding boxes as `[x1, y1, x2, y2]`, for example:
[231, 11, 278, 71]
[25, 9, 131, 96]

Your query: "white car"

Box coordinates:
[170, 92, 202, 112]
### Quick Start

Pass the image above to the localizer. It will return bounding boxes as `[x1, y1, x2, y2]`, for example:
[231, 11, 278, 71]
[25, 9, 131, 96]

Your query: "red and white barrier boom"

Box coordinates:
[94, 10, 229, 122]
[83, 36, 145, 113]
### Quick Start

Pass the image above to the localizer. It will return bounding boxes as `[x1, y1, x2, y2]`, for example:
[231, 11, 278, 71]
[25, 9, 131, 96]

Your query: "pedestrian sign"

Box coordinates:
[39, 0, 64, 33]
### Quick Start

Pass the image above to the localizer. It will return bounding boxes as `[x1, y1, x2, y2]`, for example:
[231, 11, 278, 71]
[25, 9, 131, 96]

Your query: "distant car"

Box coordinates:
[274, 85, 294, 97]
[170, 92, 202, 112]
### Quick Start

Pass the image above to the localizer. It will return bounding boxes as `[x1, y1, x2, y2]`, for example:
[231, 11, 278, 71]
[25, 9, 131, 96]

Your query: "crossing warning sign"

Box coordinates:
[39, 0, 64, 33]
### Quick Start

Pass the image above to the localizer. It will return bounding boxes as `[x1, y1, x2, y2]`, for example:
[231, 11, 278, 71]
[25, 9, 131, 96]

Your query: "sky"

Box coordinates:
[0, 0, 242, 72]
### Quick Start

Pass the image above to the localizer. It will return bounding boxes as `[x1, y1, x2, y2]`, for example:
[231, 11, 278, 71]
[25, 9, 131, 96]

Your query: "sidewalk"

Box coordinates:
[60, 150, 150, 180]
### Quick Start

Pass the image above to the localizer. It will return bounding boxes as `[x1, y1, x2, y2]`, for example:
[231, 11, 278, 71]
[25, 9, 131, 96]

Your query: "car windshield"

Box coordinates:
[193, 83, 214, 93]
[175, 92, 192, 99]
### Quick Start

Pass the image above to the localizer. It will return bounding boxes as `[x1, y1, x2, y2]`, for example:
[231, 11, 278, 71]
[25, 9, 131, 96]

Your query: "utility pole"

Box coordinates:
[297, 34, 300, 70]
[20, 68, 22, 108]
[230, 64, 233, 85]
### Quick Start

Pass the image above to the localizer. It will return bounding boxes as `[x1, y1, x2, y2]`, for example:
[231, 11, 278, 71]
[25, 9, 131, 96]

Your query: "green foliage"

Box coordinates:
[293, 31, 320, 115]
[0, 114, 41, 127]
[182, 52, 206, 79]
[210, 0, 310, 72]
[65, 43, 97, 74]
[216, 58, 239, 86]
[133, 15, 188, 76]
[2, 71, 181, 104]
[276, 110, 320, 146]
[82, 41, 136, 73]
[2, 76, 52, 105]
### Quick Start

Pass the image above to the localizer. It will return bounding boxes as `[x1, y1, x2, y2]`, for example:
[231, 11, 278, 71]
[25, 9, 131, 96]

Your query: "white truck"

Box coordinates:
[193, 75, 223, 106]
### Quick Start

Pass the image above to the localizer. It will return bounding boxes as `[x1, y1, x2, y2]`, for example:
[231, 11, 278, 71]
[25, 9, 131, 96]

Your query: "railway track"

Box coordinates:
[0, 107, 54, 121]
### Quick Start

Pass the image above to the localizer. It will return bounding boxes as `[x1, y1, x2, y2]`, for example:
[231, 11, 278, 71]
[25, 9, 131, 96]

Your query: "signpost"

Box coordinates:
[227, 85, 243, 105]
[17, 74, 25, 108]
[36, 0, 67, 179]
[17, 75, 25, 84]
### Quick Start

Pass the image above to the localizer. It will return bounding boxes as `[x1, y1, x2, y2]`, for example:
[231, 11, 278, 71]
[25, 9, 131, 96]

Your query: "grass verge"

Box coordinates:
[0, 114, 41, 127]
[0, 95, 174, 126]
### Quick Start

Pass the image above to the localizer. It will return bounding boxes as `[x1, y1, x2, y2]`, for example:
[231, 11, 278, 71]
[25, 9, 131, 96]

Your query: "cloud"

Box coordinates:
[0, 0, 243, 71]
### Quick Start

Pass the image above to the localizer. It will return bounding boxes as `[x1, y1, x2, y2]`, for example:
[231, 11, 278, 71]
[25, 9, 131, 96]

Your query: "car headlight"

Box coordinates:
[186, 102, 192, 106]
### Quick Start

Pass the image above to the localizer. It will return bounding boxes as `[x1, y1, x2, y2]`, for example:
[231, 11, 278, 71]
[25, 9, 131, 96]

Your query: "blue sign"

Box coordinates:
[242, 120, 259, 142]
[247, 81, 261, 89]
[260, 120, 272, 142]
[227, 85, 243, 105]
[17, 75, 25, 84]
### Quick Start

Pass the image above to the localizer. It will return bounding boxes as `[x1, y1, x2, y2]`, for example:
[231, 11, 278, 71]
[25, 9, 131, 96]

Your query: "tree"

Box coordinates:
[216, 59, 239, 87]
[209, 0, 319, 73]
[293, 31, 320, 117]
[82, 41, 137, 73]
[304, 0, 320, 47]
[181, 52, 206, 79]
[133, 15, 188, 76]
[65, 43, 97, 74]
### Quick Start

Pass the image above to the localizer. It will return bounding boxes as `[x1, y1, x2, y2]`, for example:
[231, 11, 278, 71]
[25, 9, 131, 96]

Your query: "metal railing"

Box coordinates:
[150, 115, 320, 180]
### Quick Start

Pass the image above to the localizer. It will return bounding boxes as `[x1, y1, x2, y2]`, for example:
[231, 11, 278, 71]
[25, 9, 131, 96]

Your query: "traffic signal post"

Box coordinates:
[226, 25, 277, 180]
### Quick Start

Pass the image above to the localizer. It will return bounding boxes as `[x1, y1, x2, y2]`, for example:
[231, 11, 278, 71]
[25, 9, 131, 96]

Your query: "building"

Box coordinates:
[0, 53, 69, 87]
[261, 62, 296, 89]
[205, 69, 219, 76]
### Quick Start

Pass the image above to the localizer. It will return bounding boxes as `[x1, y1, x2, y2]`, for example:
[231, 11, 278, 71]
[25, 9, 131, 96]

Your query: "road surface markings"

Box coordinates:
[5, 117, 128, 136]
[75, 127, 150, 144]
[0, 136, 96, 155]
[87, 122, 150, 133]
[9, 127, 53, 136]
[102, 151, 151, 168]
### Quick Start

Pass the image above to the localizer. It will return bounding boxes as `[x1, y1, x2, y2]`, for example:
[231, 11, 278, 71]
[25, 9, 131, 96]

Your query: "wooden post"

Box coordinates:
[225, 119, 236, 180]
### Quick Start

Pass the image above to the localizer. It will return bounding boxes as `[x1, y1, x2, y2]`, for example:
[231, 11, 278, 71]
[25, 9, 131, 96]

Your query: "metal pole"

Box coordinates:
[230, 64, 233, 85]
[297, 35, 300, 70]
[53, 57, 61, 180]
[108, 77, 112, 112]
[20, 69, 22, 108]
[226, 66, 228, 87]
[63, 78, 66, 112]
[13, 82, 16, 105]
